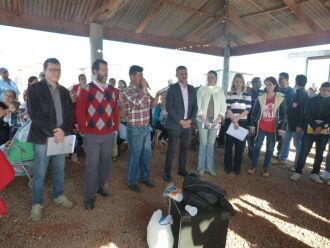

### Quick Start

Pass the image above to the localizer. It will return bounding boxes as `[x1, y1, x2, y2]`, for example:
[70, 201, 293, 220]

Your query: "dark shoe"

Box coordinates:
[139, 180, 155, 188]
[163, 174, 172, 182]
[178, 170, 188, 178]
[128, 184, 141, 193]
[225, 169, 232, 175]
[97, 188, 110, 197]
[234, 170, 241, 175]
[84, 199, 94, 210]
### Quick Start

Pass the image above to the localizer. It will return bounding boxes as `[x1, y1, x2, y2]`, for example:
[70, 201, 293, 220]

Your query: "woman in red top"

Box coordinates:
[248, 77, 287, 177]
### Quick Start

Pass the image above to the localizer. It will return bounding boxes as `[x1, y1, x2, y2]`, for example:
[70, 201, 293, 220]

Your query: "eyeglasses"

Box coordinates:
[47, 68, 61, 73]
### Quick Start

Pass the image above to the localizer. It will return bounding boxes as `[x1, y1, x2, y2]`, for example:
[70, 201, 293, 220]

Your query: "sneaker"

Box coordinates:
[310, 174, 324, 184]
[71, 153, 79, 164]
[209, 171, 217, 176]
[53, 195, 74, 208]
[320, 171, 330, 181]
[289, 166, 296, 172]
[198, 170, 205, 176]
[290, 172, 301, 181]
[30, 204, 43, 221]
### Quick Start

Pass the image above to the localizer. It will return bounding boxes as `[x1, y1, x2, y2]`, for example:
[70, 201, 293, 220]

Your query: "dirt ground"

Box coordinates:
[1, 144, 329, 248]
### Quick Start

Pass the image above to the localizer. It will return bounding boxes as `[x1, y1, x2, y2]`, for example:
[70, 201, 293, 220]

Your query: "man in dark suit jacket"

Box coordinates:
[163, 66, 197, 181]
[27, 58, 74, 221]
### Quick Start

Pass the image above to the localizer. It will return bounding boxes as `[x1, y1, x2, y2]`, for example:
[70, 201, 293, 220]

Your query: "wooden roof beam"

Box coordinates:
[135, 0, 164, 33]
[231, 30, 330, 56]
[11, 0, 21, 16]
[88, 0, 128, 25]
[228, 10, 269, 41]
[0, 10, 223, 56]
[184, 11, 226, 42]
[283, 0, 322, 32]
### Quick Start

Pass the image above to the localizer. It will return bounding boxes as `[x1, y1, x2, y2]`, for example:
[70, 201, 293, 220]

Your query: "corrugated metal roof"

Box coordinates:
[0, 0, 329, 54]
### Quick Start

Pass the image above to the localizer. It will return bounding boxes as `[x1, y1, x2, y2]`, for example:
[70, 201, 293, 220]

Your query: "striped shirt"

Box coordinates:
[226, 91, 251, 120]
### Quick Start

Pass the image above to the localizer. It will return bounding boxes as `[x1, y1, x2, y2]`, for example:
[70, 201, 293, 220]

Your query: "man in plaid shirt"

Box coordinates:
[121, 65, 160, 192]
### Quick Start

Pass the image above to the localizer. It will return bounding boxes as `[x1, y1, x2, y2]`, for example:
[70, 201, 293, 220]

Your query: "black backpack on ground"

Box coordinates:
[182, 173, 236, 216]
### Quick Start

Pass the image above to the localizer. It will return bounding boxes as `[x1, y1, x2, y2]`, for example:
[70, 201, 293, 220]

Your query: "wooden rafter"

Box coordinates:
[184, 11, 226, 42]
[135, 0, 164, 33]
[228, 9, 269, 41]
[83, 0, 100, 24]
[0, 10, 223, 56]
[11, 0, 21, 16]
[231, 29, 330, 56]
[283, 0, 322, 32]
[87, 0, 128, 24]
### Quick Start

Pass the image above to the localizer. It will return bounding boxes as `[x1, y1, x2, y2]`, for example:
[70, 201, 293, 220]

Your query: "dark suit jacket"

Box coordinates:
[27, 80, 73, 144]
[165, 82, 197, 129]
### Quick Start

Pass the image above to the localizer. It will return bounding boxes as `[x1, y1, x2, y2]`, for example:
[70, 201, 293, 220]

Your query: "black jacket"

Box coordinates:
[165, 82, 197, 129]
[287, 88, 309, 131]
[27, 80, 73, 144]
[250, 92, 287, 140]
[303, 94, 330, 131]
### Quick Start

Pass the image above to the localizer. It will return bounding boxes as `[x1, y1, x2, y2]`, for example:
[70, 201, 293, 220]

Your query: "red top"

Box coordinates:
[76, 82, 119, 135]
[259, 96, 275, 133]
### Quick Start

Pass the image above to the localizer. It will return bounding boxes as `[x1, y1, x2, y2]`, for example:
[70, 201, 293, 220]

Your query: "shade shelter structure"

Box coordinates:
[1, 0, 330, 92]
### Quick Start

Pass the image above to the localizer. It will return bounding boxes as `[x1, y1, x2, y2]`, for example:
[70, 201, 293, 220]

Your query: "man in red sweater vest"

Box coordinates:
[76, 59, 119, 210]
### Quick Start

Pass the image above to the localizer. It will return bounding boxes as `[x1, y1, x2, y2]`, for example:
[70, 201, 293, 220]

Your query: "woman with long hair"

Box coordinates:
[196, 70, 226, 176]
[224, 73, 251, 175]
[248, 77, 286, 177]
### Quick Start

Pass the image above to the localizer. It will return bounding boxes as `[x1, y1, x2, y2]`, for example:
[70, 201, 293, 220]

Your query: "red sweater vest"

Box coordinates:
[76, 82, 119, 135]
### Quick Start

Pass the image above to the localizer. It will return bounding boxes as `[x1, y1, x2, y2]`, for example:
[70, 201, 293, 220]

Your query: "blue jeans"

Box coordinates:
[127, 124, 152, 185]
[32, 144, 65, 204]
[197, 119, 218, 173]
[251, 129, 275, 169]
[279, 126, 303, 165]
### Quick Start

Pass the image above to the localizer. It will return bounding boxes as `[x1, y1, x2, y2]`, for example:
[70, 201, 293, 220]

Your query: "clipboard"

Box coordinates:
[46, 135, 76, 156]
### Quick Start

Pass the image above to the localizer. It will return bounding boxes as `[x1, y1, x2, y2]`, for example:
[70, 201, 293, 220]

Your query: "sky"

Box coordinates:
[0, 25, 329, 96]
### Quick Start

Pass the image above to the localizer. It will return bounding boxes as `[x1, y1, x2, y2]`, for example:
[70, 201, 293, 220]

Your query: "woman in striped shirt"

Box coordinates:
[224, 73, 252, 175]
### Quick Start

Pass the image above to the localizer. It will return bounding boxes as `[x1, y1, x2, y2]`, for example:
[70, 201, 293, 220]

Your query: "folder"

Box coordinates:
[46, 135, 76, 156]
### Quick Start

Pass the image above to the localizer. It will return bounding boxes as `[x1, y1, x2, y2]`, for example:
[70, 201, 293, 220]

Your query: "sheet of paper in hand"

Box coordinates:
[226, 123, 249, 141]
[46, 135, 76, 156]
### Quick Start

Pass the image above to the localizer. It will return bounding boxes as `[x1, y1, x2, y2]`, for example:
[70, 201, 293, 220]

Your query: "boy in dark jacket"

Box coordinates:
[274, 75, 309, 170]
[291, 82, 330, 183]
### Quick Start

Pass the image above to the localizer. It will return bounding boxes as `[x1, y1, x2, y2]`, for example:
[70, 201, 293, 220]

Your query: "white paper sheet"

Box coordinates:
[46, 135, 76, 156]
[226, 123, 249, 141]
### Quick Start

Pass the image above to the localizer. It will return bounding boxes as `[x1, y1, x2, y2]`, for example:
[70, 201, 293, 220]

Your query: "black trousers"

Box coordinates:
[155, 123, 168, 140]
[223, 119, 247, 173]
[164, 127, 192, 177]
[296, 134, 329, 174]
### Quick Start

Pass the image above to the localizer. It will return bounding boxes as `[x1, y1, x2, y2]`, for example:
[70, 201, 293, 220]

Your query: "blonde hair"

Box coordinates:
[230, 73, 246, 93]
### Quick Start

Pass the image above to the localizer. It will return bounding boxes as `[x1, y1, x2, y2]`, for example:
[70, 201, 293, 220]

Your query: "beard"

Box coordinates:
[96, 73, 107, 84]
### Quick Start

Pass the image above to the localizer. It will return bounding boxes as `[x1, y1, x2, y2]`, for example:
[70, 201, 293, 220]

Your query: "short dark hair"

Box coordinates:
[207, 70, 217, 78]
[251, 77, 261, 85]
[78, 74, 86, 81]
[129, 65, 143, 76]
[92, 59, 108, 72]
[118, 79, 127, 87]
[43, 58, 60, 70]
[28, 76, 38, 84]
[320, 82, 330, 89]
[295, 75, 307, 87]
[109, 78, 116, 82]
[279, 72, 289, 80]
[5, 90, 16, 99]
[176, 66, 187, 74]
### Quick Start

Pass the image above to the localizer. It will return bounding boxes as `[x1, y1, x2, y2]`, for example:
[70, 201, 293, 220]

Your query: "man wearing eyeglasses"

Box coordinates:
[27, 58, 74, 221]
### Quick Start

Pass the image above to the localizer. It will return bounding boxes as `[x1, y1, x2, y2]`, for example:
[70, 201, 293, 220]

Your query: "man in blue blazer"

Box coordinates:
[163, 66, 197, 181]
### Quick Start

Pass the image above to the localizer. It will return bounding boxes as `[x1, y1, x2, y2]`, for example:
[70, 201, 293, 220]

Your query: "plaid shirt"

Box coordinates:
[120, 83, 152, 126]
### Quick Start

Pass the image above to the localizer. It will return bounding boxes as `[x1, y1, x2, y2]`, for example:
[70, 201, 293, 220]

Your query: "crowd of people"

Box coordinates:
[0, 57, 330, 222]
